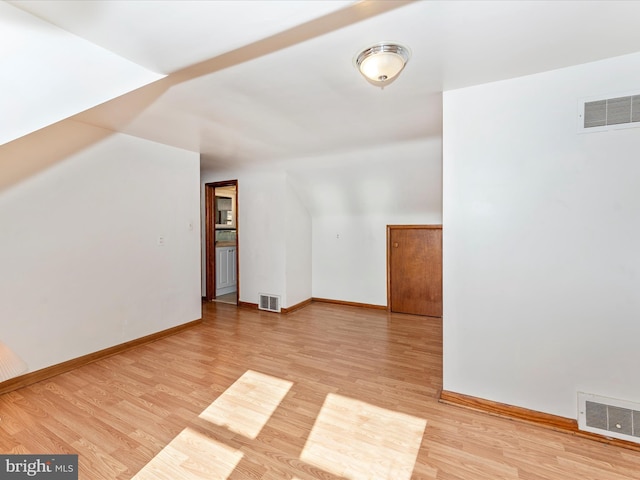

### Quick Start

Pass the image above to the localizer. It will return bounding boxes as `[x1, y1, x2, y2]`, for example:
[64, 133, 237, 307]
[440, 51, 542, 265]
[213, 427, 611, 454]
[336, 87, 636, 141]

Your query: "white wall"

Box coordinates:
[202, 169, 310, 308]
[285, 176, 312, 307]
[202, 138, 440, 309]
[443, 52, 640, 419]
[288, 139, 442, 306]
[0, 132, 202, 372]
[312, 213, 440, 306]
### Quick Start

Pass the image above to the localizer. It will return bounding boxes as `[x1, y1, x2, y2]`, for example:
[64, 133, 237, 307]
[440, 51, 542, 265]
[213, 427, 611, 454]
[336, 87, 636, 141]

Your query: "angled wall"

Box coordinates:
[0, 2, 163, 146]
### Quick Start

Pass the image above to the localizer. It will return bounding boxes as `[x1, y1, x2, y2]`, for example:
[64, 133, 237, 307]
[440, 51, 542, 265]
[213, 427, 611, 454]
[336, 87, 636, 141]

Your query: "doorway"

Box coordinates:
[204, 180, 239, 304]
[387, 225, 442, 317]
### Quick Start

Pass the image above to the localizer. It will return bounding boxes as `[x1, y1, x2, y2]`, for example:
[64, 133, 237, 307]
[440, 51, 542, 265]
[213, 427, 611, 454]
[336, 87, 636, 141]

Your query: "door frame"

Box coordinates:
[386, 224, 442, 314]
[204, 180, 239, 303]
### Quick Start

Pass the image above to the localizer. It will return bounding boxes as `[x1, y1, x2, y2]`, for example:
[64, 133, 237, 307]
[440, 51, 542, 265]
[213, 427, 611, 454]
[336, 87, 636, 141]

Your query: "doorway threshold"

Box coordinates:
[213, 292, 237, 305]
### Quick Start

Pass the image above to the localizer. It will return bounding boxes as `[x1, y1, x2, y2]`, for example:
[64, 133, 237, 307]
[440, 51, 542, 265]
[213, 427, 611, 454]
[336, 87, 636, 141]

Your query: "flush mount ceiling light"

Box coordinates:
[354, 42, 411, 88]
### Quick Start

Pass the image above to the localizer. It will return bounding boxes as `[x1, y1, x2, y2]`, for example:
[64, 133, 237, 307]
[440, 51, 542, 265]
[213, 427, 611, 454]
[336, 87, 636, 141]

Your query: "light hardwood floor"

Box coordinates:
[1, 302, 639, 479]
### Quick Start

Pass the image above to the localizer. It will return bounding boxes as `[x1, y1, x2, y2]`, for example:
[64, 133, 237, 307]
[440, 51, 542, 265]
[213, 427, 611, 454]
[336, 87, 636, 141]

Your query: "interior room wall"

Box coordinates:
[201, 169, 289, 307]
[442, 51, 640, 419]
[288, 139, 442, 306]
[311, 212, 440, 306]
[201, 138, 441, 309]
[285, 175, 312, 308]
[0, 132, 201, 373]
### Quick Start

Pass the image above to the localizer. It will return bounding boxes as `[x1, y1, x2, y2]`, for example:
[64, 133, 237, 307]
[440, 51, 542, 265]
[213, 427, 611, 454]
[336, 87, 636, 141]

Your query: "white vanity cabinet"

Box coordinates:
[216, 246, 237, 296]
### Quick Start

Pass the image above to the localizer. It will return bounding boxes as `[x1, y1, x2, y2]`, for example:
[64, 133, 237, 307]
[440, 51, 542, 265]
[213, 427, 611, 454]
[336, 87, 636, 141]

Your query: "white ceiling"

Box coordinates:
[0, 1, 162, 145]
[5, 0, 640, 171]
[9, 0, 353, 73]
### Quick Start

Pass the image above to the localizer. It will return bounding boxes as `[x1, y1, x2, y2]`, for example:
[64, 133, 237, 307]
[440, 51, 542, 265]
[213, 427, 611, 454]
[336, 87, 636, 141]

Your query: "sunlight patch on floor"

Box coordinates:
[300, 393, 427, 480]
[132, 427, 243, 480]
[133, 371, 427, 479]
[199, 369, 293, 439]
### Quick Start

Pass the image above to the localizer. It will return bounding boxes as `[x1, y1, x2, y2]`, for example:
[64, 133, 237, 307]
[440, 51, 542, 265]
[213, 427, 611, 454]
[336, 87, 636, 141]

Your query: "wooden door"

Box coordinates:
[388, 225, 442, 317]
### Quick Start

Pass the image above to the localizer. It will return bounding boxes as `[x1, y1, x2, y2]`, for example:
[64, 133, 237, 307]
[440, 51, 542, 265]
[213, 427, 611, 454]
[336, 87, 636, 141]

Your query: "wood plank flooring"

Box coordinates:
[1, 302, 640, 479]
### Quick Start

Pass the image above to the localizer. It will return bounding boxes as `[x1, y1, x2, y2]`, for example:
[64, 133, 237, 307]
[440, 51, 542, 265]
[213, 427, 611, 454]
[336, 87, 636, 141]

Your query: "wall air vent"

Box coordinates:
[258, 293, 281, 313]
[579, 92, 640, 132]
[578, 392, 640, 444]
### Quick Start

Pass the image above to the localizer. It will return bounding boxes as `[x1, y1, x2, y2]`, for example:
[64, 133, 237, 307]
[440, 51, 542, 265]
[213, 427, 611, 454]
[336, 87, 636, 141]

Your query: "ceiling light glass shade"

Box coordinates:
[354, 43, 411, 88]
[0, 341, 28, 382]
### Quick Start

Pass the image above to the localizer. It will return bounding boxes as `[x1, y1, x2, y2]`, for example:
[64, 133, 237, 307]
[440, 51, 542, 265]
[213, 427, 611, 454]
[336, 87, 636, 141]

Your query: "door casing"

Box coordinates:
[204, 180, 239, 302]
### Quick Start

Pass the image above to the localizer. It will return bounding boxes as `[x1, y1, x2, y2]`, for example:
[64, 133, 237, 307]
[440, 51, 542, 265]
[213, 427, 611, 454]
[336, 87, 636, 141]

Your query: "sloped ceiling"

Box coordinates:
[0, 1, 163, 145]
[9, 0, 353, 74]
[4, 1, 640, 212]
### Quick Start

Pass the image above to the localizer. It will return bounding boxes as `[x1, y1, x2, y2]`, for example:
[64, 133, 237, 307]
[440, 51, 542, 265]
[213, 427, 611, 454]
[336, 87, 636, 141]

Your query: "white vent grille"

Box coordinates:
[579, 91, 640, 132]
[258, 293, 281, 313]
[578, 392, 640, 444]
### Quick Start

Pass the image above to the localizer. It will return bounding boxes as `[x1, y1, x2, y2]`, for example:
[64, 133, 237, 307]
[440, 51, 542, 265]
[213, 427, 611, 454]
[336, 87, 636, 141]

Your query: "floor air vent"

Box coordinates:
[578, 392, 640, 443]
[258, 294, 281, 313]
